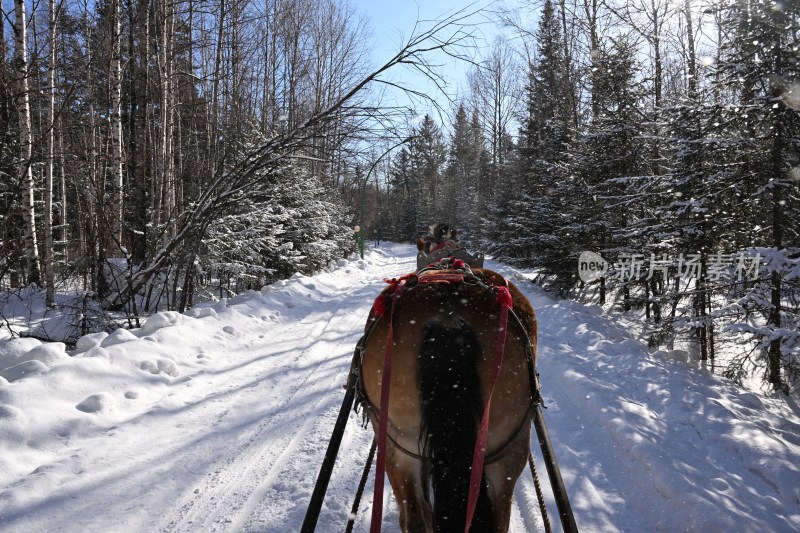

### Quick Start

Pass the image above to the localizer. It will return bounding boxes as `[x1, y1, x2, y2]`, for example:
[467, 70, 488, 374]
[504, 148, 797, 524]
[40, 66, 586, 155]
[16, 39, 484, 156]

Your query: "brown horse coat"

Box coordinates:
[359, 267, 538, 532]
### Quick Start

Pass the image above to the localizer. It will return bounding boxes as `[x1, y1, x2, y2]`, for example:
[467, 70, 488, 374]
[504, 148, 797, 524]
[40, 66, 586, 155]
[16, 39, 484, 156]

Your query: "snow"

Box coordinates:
[1, 243, 799, 532]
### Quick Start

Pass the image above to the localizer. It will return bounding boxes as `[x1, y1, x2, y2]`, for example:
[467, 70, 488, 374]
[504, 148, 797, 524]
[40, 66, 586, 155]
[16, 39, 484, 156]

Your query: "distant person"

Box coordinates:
[416, 223, 459, 254]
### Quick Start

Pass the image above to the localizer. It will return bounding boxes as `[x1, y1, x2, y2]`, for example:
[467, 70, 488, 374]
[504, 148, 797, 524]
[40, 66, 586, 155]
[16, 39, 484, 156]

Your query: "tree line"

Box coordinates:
[1, 0, 798, 390]
[0, 0, 485, 337]
[0, 0, 392, 316]
[373, 0, 799, 392]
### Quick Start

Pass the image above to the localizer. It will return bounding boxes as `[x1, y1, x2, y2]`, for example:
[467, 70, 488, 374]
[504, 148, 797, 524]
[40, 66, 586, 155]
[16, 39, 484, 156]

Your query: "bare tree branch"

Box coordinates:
[115, 6, 486, 305]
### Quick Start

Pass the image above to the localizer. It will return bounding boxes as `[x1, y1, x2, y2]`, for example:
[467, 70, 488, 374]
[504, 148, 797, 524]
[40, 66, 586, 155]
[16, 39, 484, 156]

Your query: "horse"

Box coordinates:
[357, 263, 538, 533]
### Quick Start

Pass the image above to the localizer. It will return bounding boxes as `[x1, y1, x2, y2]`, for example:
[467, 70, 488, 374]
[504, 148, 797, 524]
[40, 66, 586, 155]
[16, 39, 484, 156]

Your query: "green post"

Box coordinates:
[359, 184, 366, 259]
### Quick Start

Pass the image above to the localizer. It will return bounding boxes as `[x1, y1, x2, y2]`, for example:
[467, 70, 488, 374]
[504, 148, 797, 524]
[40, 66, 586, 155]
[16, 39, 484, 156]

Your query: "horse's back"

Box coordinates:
[361, 268, 536, 458]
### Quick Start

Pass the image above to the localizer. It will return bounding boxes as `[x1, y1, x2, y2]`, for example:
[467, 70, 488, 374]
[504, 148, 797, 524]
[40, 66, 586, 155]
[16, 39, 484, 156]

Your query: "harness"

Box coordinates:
[355, 257, 540, 436]
[353, 253, 542, 533]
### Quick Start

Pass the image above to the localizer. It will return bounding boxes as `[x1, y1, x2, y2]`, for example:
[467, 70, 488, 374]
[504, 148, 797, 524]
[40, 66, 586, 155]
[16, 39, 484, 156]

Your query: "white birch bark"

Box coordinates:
[159, 0, 175, 239]
[45, 0, 59, 305]
[14, 0, 41, 285]
[110, 0, 124, 250]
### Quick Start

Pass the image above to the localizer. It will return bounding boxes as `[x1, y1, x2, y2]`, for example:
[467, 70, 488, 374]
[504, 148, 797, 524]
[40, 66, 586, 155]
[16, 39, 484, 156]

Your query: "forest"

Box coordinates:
[0, 0, 798, 392]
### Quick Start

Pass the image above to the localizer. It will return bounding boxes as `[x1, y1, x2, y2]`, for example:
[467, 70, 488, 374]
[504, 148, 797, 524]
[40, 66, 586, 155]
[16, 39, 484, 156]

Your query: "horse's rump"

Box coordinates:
[359, 267, 537, 531]
[361, 270, 535, 456]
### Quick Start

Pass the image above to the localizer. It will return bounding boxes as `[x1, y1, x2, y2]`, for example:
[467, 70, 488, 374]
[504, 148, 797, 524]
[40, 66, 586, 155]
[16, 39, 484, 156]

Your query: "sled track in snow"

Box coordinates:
[160, 314, 362, 529]
[159, 271, 406, 532]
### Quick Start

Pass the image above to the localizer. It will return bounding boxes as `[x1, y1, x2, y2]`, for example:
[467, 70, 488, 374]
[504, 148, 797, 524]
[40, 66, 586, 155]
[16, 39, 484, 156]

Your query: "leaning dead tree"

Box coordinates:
[112, 8, 481, 310]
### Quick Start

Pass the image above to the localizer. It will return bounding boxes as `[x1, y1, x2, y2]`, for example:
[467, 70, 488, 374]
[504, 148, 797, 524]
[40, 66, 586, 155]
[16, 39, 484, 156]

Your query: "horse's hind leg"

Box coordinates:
[385, 443, 432, 533]
[484, 429, 531, 532]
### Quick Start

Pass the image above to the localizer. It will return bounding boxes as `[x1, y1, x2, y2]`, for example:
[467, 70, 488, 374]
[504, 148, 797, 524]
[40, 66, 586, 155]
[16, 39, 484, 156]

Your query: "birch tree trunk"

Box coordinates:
[682, 0, 697, 99]
[45, 0, 59, 305]
[209, 0, 225, 173]
[160, 0, 175, 239]
[110, 0, 124, 251]
[558, 0, 579, 129]
[14, 0, 41, 285]
[582, 0, 601, 119]
[150, 0, 174, 246]
[58, 116, 67, 263]
[83, 0, 103, 295]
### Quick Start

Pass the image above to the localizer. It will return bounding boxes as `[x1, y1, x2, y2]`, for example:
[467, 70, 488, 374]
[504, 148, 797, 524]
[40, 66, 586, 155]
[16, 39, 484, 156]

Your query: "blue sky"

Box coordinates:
[352, 0, 488, 56]
[351, 0, 499, 115]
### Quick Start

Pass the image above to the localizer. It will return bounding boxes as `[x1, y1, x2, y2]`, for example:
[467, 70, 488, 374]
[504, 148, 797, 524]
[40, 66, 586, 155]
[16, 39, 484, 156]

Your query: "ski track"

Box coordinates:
[162, 257, 411, 531]
[164, 318, 351, 530]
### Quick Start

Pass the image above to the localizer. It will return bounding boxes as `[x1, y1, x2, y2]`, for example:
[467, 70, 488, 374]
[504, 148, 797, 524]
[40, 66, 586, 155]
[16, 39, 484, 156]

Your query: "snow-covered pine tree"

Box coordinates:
[653, 95, 770, 360]
[442, 103, 488, 241]
[708, 0, 800, 390]
[497, 0, 575, 291]
[203, 161, 355, 296]
[413, 115, 447, 232]
[384, 116, 447, 241]
[570, 36, 646, 304]
[386, 145, 419, 242]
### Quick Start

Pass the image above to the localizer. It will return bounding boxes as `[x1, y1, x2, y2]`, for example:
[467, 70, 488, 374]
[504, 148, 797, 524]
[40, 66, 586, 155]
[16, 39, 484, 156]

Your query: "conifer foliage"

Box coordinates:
[377, 0, 799, 391]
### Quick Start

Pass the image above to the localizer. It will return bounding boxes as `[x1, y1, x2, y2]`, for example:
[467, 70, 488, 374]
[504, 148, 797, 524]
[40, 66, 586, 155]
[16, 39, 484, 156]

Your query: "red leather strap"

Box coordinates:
[464, 285, 513, 531]
[370, 278, 408, 533]
[418, 272, 465, 284]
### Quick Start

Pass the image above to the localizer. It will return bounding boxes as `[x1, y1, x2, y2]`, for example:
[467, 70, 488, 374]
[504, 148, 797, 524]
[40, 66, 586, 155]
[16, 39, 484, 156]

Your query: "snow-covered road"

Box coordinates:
[1, 244, 798, 532]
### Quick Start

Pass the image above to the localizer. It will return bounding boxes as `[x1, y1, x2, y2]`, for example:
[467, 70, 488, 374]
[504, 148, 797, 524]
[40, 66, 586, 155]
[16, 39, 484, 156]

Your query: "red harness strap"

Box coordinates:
[370, 276, 409, 533]
[464, 284, 513, 532]
[369, 273, 513, 533]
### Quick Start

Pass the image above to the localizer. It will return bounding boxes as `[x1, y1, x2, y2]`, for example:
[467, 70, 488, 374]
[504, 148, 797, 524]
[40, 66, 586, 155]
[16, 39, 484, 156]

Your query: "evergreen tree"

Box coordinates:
[413, 115, 447, 231]
[711, 0, 800, 389]
[385, 115, 447, 240]
[203, 162, 355, 293]
[494, 0, 574, 290]
[442, 104, 487, 239]
[0, 39, 21, 287]
[519, 0, 571, 166]
[571, 36, 647, 300]
[387, 145, 419, 241]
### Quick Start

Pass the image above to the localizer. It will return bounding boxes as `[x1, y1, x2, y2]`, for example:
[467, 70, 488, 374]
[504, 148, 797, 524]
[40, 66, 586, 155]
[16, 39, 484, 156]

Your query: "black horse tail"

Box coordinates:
[418, 317, 495, 532]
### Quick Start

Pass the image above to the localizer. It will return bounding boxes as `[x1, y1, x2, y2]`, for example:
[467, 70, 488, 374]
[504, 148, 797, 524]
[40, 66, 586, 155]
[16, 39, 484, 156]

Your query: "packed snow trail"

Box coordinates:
[1, 244, 799, 532]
